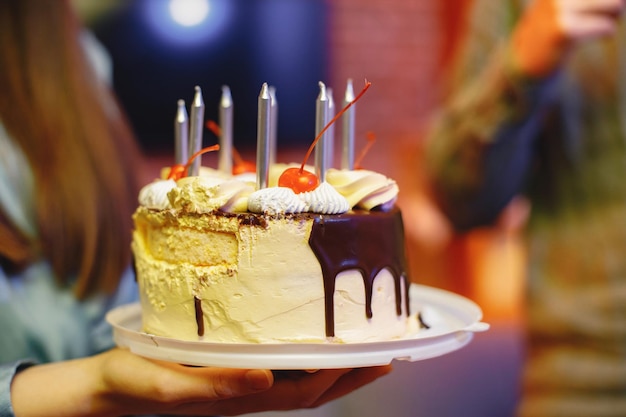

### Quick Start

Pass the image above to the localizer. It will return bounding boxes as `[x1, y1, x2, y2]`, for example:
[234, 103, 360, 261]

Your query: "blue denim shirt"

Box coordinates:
[0, 262, 138, 417]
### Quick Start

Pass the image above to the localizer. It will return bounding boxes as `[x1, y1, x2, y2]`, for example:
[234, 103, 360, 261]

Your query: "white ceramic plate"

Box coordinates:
[106, 284, 489, 369]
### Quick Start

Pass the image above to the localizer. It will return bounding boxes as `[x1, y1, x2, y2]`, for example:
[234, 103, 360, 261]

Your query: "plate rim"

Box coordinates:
[106, 284, 488, 369]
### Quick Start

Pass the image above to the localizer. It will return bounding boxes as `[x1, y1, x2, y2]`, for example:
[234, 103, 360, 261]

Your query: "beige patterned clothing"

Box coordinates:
[425, 1, 626, 416]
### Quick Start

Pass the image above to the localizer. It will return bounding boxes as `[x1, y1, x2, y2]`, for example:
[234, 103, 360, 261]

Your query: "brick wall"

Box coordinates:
[327, 1, 525, 320]
[327, 0, 451, 288]
[327, 0, 444, 149]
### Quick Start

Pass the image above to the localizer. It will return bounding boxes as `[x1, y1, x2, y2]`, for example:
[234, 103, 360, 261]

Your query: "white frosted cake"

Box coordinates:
[132, 166, 416, 343]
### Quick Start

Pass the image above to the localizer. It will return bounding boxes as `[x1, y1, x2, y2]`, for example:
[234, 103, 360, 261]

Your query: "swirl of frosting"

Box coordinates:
[299, 182, 350, 214]
[138, 179, 177, 209]
[248, 187, 307, 215]
[326, 168, 398, 211]
[168, 177, 253, 213]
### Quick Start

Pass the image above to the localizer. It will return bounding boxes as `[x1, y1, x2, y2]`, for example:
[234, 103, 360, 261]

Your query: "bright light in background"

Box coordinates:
[143, 0, 231, 47]
[169, 0, 209, 27]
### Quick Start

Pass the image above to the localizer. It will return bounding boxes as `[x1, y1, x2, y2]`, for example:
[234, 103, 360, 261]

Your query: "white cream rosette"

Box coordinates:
[138, 179, 177, 210]
[299, 181, 350, 214]
[247, 187, 308, 215]
[168, 176, 253, 213]
[326, 168, 398, 211]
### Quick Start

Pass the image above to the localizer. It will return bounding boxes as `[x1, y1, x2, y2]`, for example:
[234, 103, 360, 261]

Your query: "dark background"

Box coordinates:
[91, 0, 328, 153]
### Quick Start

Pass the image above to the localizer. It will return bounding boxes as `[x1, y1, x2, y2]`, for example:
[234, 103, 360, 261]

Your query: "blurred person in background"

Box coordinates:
[425, 0, 626, 416]
[0, 1, 390, 416]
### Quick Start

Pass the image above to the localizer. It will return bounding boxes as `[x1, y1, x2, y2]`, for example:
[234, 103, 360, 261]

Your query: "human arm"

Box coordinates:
[9, 348, 391, 417]
[424, 0, 624, 230]
[1, 362, 34, 417]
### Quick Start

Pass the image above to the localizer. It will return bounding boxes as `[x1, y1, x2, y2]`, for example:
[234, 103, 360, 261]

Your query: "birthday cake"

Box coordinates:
[131, 81, 417, 343]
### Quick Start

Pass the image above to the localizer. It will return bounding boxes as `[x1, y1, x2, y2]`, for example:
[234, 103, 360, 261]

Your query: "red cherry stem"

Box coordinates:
[354, 131, 376, 170]
[206, 120, 221, 136]
[183, 144, 221, 176]
[298, 80, 372, 173]
[232, 147, 247, 166]
[206, 119, 246, 166]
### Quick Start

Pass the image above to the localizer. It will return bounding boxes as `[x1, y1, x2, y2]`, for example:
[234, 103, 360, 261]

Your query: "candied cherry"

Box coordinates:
[167, 164, 187, 180]
[278, 80, 372, 193]
[278, 167, 319, 193]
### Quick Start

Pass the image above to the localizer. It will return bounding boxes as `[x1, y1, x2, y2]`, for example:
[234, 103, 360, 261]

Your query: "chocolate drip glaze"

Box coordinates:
[194, 296, 204, 336]
[186, 209, 409, 339]
[308, 209, 410, 337]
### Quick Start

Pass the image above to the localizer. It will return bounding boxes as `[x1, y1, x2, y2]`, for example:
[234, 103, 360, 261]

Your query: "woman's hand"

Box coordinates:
[11, 348, 392, 417]
[510, 0, 625, 76]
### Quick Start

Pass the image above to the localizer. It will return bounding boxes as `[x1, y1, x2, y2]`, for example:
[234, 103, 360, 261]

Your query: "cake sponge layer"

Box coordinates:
[132, 207, 412, 343]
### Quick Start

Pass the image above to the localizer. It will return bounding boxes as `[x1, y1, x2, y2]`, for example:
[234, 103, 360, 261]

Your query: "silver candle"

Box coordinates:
[219, 85, 233, 174]
[256, 83, 271, 189]
[188, 86, 205, 176]
[342, 79, 355, 170]
[326, 87, 335, 171]
[174, 99, 189, 165]
[315, 81, 330, 182]
[269, 85, 278, 167]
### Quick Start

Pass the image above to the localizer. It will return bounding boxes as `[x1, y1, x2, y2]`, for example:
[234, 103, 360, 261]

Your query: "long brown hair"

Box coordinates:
[0, 0, 143, 298]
